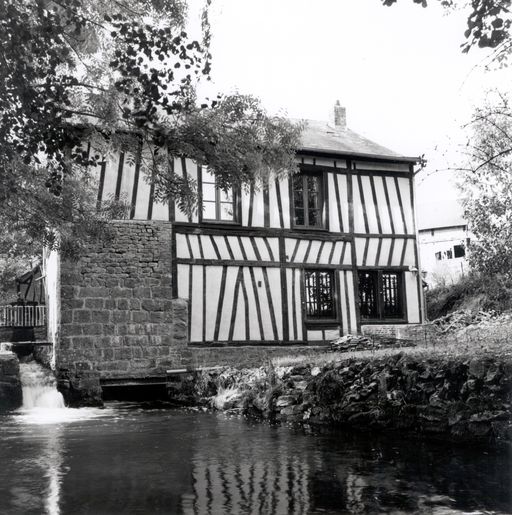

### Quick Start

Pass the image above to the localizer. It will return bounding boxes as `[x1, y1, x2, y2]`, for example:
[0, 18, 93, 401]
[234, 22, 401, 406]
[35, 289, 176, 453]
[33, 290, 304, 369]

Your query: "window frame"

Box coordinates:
[303, 269, 337, 323]
[198, 167, 240, 225]
[358, 269, 406, 323]
[291, 171, 327, 230]
[453, 244, 465, 258]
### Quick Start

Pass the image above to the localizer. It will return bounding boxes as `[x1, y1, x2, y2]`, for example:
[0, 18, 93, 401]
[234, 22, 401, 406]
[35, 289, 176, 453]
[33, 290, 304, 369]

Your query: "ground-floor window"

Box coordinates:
[304, 269, 336, 320]
[358, 270, 405, 321]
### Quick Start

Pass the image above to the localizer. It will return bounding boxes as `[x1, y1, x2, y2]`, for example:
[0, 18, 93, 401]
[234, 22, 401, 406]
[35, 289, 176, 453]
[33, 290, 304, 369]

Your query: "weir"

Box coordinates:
[20, 361, 65, 409]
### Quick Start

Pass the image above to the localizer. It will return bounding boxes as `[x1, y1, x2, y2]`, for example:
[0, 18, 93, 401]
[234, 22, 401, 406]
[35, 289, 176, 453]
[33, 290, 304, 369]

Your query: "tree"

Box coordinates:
[0, 0, 302, 291]
[459, 91, 512, 276]
[383, 0, 512, 65]
[381, 1, 512, 276]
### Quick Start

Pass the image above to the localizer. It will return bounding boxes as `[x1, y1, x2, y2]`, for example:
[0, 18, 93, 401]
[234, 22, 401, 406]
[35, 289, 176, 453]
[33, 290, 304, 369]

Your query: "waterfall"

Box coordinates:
[19, 361, 65, 409]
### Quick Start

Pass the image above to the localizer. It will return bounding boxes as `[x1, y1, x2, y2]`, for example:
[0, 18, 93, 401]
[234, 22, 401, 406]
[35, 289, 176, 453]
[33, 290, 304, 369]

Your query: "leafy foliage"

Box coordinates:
[0, 0, 302, 288]
[383, 0, 512, 64]
[459, 92, 512, 277]
[426, 272, 512, 319]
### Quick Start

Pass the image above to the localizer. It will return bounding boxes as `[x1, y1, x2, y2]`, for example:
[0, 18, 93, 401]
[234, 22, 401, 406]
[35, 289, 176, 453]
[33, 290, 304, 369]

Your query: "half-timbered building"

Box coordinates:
[97, 106, 419, 339]
[49, 103, 423, 387]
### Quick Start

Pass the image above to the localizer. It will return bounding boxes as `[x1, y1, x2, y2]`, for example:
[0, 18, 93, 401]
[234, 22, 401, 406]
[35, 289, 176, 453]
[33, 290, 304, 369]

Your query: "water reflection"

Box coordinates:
[4, 423, 65, 515]
[43, 427, 64, 515]
[183, 417, 511, 515]
[0, 408, 510, 514]
[186, 424, 313, 514]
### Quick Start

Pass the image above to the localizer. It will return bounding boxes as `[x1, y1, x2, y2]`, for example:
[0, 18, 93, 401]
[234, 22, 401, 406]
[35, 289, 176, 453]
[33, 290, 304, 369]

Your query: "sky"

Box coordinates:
[190, 0, 511, 229]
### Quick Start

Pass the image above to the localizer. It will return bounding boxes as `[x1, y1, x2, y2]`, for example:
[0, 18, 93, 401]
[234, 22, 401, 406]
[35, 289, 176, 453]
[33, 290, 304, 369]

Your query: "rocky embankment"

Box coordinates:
[197, 352, 512, 445]
[0, 353, 22, 411]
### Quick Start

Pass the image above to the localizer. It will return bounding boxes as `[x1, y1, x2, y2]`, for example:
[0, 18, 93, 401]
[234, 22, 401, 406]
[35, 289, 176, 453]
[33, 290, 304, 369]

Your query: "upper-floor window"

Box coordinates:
[292, 173, 324, 228]
[201, 169, 236, 222]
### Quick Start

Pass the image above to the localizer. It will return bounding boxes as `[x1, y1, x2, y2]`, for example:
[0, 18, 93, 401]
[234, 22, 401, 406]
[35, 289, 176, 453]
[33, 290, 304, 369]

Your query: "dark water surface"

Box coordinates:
[0, 404, 510, 514]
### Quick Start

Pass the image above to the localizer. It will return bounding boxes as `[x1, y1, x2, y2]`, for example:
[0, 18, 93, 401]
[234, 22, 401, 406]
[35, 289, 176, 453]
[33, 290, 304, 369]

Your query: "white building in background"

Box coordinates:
[416, 183, 471, 288]
[418, 218, 471, 288]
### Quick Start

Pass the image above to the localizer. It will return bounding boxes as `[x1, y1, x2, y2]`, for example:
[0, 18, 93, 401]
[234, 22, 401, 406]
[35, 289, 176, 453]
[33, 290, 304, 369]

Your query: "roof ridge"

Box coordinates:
[297, 118, 414, 161]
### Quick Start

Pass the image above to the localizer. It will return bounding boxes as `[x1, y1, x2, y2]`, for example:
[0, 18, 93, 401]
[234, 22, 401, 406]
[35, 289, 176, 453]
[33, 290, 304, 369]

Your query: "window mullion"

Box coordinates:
[215, 181, 220, 220]
[315, 272, 319, 318]
[304, 175, 309, 227]
[377, 272, 384, 320]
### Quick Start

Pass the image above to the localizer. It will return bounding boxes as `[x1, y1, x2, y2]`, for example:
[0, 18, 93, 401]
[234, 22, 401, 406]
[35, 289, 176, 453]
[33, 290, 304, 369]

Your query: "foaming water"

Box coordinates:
[15, 406, 110, 425]
[16, 361, 108, 425]
[20, 361, 65, 409]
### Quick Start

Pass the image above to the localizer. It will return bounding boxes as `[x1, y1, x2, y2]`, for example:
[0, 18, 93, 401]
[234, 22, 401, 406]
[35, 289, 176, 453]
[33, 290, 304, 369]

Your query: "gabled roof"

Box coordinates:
[299, 119, 417, 163]
[417, 200, 467, 231]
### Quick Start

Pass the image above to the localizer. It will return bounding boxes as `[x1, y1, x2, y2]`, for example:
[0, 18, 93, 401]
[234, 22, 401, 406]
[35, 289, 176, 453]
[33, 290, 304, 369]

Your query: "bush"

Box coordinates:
[426, 273, 512, 319]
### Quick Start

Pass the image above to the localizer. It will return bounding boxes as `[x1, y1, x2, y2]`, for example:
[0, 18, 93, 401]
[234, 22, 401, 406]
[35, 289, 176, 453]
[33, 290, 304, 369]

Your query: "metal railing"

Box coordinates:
[0, 305, 47, 327]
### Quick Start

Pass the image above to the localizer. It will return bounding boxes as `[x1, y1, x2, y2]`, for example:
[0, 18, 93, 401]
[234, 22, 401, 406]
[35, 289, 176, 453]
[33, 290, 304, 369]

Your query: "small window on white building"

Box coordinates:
[435, 251, 442, 261]
[454, 245, 465, 258]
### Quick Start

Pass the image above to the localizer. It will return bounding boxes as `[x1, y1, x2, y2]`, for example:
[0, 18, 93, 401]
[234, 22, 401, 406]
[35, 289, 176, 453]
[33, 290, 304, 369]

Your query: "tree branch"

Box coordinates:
[472, 147, 512, 173]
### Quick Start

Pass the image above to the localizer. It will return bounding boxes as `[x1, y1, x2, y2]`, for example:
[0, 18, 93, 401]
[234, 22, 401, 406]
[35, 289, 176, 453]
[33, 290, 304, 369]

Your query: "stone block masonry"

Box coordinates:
[0, 353, 22, 411]
[58, 221, 190, 393]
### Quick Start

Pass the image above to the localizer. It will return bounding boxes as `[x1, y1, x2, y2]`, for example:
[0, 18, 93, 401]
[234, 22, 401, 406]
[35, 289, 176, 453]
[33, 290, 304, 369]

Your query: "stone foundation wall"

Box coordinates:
[0, 353, 22, 411]
[33, 344, 53, 368]
[58, 221, 189, 389]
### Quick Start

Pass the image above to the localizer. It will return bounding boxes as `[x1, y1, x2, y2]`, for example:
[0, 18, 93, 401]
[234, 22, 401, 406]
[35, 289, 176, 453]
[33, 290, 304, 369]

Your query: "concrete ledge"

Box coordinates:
[101, 376, 167, 387]
[188, 345, 330, 369]
[361, 324, 436, 342]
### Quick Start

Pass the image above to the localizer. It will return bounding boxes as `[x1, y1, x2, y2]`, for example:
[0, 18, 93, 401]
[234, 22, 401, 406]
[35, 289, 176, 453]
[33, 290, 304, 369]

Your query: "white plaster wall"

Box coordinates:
[419, 226, 471, 287]
[42, 247, 60, 369]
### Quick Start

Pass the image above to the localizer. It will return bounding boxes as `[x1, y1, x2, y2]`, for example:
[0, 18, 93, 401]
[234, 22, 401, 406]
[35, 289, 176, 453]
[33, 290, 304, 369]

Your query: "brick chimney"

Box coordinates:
[333, 100, 346, 130]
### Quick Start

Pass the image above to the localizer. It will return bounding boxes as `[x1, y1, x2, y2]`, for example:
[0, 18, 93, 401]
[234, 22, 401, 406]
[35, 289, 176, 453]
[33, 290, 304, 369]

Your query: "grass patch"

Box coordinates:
[272, 319, 512, 369]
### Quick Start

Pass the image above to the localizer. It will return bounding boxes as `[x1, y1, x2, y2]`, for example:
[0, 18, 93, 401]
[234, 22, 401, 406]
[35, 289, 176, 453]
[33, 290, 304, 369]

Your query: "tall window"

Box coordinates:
[304, 270, 335, 319]
[201, 169, 235, 222]
[292, 173, 323, 228]
[359, 270, 404, 321]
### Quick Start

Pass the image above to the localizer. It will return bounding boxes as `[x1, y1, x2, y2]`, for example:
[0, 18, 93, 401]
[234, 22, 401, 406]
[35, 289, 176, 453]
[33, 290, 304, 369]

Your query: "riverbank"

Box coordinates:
[193, 338, 512, 446]
[2, 313, 511, 446]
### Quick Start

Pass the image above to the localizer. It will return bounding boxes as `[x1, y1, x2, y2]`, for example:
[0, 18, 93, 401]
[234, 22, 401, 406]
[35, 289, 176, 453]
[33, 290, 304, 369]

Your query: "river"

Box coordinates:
[0, 402, 510, 514]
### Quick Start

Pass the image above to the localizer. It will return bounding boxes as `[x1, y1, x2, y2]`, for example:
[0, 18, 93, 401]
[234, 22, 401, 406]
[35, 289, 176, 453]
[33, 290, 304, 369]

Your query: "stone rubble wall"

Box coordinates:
[33, 344, 53, 368]
[202, 353, 512, 445]
[57, 220, 336, 406]
[0, 353, 22, 411]
[58, 221, 189, 405]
